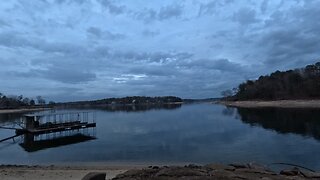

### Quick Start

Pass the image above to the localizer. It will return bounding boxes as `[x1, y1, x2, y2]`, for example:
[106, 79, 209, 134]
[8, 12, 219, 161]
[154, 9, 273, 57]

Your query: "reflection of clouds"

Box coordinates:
[0, 104, 320, 169]
[222, 107, 237, 116]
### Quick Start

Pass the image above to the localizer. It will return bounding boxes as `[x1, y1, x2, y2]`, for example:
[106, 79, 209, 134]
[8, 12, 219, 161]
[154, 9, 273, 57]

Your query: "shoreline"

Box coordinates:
[0, 164, 130, 180]
[0, 108, 51, 114]
[0, 163, 318, 180]
[217, 100, 320, 108]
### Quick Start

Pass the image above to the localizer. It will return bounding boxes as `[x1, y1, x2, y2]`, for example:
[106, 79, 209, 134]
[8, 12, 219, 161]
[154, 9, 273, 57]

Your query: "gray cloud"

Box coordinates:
[98, 0, 126, 15]
[0, 32, 87, 56]
[260, 0, 269, 13]
[258, 0, 320, 68]
[87, 27, 126, 40]
[233, 8, 259, 26]
[142, 29, 160, 37]
[110, 51, 193, 64]
[158, 5, 183, 20]
[198, 0, 234, 16]
[1, 0, 319, 101]
[178, 59, 246, 73]
[134, 4, 184, 23]
[0, 19, 9, 27]
[11, 67, 97, 84]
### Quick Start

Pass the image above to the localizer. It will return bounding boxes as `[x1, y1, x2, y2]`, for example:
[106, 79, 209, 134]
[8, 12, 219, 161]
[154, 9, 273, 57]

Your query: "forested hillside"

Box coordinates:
[231, 62, 320, 100]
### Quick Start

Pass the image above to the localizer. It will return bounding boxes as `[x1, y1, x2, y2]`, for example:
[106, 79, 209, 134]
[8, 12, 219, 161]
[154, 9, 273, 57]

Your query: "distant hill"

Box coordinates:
[56, 96, 183, 107]
[230, 62, 320, 100]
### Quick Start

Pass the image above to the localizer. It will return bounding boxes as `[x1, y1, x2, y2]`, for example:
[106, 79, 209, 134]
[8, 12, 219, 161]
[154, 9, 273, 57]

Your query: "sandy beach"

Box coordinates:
[0, 165, 132, 180]
[217, 100, 320, 108]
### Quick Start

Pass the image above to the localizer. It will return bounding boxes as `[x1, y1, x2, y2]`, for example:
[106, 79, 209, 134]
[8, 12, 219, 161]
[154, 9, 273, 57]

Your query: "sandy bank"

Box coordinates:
[217, 100, 320, 108]
[0, 108, 51, 114]
[0, 165, 131, 180]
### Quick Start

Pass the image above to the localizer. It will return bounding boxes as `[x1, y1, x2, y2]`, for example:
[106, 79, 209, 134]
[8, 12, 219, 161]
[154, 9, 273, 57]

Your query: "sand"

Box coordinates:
[217, 100, 320, 108]
[0, 165, 132, 180]
[1, 163, 319, 180]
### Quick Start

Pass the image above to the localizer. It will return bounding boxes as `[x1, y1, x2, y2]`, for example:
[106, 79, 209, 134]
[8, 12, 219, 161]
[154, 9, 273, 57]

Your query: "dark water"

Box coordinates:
[0, 103, 320, 171]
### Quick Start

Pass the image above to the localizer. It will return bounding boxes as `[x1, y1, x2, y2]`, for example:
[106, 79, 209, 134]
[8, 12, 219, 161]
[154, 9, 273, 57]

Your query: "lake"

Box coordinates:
[0, 103, 320, 171]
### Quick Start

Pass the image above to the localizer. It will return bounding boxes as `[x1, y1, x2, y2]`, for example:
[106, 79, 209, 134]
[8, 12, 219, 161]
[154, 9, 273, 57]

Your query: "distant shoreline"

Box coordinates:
[0, 108, 51, 114]
[217, 100, 320, 108]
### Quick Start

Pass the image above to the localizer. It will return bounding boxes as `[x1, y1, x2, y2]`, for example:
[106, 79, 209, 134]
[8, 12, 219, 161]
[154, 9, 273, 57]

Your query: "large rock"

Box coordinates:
[82, 172, 106, 180]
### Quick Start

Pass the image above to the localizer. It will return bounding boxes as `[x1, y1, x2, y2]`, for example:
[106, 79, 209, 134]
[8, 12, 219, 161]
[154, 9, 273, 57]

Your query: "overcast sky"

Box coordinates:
[0, 0, 320, 102]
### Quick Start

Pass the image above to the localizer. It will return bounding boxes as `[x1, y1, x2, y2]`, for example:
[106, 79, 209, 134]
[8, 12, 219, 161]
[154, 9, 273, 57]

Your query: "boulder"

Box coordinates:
[82, 172, 106, 180]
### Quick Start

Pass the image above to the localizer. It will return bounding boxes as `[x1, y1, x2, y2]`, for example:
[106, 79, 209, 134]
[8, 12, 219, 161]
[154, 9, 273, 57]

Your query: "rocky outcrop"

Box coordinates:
[113, 163, 319, 180]
[82, 172, 106, 180]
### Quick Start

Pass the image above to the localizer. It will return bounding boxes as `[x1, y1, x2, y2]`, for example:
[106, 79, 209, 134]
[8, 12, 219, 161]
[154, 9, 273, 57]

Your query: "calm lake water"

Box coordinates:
[0, 103, 320, 171]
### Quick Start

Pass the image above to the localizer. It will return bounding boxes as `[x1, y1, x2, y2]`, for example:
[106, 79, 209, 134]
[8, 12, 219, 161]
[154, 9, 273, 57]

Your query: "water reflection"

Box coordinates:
[102, 104, 182, 112]
[235, 107, 320, 140]
[20, 133, 96, 152]
[1, 111, 97, 153]
[0, 113, 23, 124]
[0, 104, 320, 170]
[66, 104, 182, 112]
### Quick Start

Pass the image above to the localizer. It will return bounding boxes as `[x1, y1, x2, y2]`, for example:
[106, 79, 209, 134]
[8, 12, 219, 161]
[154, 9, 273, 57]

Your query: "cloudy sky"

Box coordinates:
[0, 0, 320, 102]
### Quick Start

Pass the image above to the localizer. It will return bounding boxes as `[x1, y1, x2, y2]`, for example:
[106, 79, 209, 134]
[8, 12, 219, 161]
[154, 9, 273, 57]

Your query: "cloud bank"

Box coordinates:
[0, 0, 319, 101]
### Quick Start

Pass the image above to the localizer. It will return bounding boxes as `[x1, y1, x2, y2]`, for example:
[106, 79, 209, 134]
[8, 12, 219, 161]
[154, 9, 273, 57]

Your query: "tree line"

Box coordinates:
[0, 93, 49, 109]
[57, 96, 183, 107]
[223, 62, 320, 100]
[0, 93, 182, 109]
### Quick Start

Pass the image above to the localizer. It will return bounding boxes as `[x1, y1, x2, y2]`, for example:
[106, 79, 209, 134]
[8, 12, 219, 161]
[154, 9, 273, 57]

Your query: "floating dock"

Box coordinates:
[0, 111, 97, 151]
[16, 112, 96, 135]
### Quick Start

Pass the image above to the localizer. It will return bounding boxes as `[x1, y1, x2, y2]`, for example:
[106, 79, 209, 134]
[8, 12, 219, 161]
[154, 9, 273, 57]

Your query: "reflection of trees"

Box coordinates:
[222, 107, 236, 116]
[236, 108, 320, 140]
[102, 104, 182, 112]
[59, 103, 182, 112]
[0, 113, 23, 124]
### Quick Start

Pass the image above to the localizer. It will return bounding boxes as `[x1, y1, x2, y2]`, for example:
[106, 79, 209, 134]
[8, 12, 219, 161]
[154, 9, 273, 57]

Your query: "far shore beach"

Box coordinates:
[0, 108, 51, 114]
[217, 100, 320, 108]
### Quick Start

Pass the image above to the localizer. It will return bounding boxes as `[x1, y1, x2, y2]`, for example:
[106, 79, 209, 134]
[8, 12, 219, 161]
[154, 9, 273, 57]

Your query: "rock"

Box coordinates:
[280, 167, 301, 176]
[82, 172, 106, 180]
[260, 177, 273, 180]
[229, 163, 248, 169]
[112, 163, 317, 180]
[155, 166, 208, 177]
[247, 162, 266, 170]
[299, 169, 320, 178]
[184, 164, 202, 169]
[204, 164, 235, 171]
[114, 169, 159, 179]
